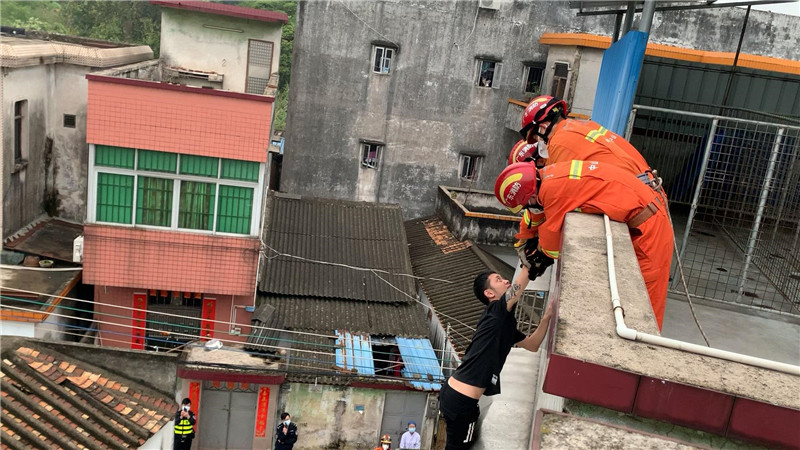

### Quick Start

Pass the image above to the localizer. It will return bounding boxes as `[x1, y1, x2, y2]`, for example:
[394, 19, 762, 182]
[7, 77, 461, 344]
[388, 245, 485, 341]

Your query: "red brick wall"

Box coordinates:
[83, 224, 259, 296]
[87, 78, 271, 162]
[95, 286, 254, 349]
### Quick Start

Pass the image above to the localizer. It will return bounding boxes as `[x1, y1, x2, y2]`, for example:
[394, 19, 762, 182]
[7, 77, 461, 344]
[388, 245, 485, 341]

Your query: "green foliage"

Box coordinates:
[273, 86, 289, 132]
[1, 1, 67, 33]
[60, 1, 162, 57]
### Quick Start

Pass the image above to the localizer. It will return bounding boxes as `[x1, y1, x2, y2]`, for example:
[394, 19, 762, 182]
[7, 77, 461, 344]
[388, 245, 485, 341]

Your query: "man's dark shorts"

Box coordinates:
[439, 380, 479, 450]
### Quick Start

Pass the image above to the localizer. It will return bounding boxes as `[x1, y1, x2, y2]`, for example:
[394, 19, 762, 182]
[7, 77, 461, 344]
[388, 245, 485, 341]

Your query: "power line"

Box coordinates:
[6, 304, 452, 378]
[1, 294, 460, 370]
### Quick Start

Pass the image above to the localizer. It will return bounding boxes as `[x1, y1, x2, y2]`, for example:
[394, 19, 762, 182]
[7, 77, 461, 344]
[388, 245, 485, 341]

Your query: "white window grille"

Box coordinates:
[475, 59, 503, 89]
[246, 39, 274, 95]
[372, 46, 395, 74]
[459, 154, 482, 180]
[361, 143, 383, 169]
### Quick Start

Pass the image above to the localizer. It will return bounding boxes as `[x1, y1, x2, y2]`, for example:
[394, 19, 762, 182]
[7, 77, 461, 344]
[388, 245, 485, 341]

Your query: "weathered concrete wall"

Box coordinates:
[34, 339, 178, 395]
[282, 0, 800, 219]
[160, 9, 283, 93]
[3, 65, 50, 236]
[3, 62, 92, 237]
[280, 383, 386, 449]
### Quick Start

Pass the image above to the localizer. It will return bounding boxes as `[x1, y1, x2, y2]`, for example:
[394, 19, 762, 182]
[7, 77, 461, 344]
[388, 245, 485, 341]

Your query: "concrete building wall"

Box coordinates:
[3, 62, 96, 236]
[282, 0, 800, 219]
[280, 383, 386, 449]
[3, 65, 50, 235]
[160, 9, 282, 93]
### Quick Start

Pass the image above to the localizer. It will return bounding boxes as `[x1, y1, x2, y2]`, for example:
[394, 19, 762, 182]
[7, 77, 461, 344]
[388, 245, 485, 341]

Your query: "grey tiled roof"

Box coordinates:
[259, 193, 416, 303]
[405, 217, 514, 354]
[254, 294, 430, 338]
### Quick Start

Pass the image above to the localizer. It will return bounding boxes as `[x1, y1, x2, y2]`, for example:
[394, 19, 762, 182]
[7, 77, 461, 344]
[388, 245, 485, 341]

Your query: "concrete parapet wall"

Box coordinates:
[435, 186, 519, 246]
[543, 213, 800, 448]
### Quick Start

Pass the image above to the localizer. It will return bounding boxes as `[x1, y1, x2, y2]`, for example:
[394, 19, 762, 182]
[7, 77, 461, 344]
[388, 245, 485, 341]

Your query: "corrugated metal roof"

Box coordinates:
[405, 217, 514, 354]
[260, 193, 417, 303]
[335, 331, 375, 376]
[255, 294, 429, 338]
[396, 337, 445, 391]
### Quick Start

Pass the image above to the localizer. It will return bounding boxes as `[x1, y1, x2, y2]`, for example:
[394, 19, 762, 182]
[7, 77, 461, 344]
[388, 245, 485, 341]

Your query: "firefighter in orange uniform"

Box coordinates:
[495, 160, 673, 330]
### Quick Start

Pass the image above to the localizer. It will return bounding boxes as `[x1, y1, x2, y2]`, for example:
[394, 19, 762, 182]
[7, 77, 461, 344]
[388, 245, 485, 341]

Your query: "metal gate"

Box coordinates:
[380, 391, 427, 445]
[198, 381, 258, 450]
[627, 105, 800, 314]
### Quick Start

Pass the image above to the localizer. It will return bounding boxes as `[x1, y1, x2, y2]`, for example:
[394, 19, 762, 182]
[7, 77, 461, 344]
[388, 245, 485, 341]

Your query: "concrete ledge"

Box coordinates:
[542, 214, 800, 448]
[532, 410, 706, 449]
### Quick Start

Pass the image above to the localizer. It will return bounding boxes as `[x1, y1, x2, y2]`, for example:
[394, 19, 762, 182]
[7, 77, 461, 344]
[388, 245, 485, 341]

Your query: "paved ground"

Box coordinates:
[662, 294, 800, 366]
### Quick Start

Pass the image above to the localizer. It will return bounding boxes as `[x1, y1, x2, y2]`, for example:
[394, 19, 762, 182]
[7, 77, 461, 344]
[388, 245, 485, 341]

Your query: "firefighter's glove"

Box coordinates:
[515, 237, 539, 269]
[527, 248, 554, 281]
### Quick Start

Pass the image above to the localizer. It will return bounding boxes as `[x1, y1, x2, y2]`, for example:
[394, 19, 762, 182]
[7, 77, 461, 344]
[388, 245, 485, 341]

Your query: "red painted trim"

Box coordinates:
[254, 386, 270, 438]
[728, 397, 800, 449]
[149, 0, 288, 24]
[178, 366, 286, 385]
[86, 74, 275, 102]
[189, 381, 200, 432]
[131, 293, 147, 349]
[634, 377, 734, 435]
[543, 353, 639, 413]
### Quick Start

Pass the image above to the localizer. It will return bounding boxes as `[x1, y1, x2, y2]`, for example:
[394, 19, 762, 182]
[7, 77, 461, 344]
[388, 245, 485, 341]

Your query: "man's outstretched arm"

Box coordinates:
[517, 301, 554, 352]
[506, 265, 530, 312]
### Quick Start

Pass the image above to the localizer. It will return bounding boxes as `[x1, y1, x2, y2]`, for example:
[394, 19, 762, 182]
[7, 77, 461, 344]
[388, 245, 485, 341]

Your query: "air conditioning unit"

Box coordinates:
[73, 235, 83, 263]
[479, 0, 500, 10]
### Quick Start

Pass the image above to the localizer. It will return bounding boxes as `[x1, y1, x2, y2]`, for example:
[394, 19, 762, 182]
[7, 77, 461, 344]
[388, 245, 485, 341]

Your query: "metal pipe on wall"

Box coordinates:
[639, 0, 656, 34]
[621, 1, 636, 35]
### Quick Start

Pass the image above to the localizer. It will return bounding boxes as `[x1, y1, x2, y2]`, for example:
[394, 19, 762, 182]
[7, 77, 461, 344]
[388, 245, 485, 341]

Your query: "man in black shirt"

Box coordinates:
[438, 265, 553, 449]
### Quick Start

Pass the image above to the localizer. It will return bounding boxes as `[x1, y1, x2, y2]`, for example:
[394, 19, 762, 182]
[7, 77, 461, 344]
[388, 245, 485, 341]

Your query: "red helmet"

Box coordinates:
[495, 162, 539, 214]
[520, 95, 568, 143]
[380, 434, 392, 444]
[508, 139, 537, 165]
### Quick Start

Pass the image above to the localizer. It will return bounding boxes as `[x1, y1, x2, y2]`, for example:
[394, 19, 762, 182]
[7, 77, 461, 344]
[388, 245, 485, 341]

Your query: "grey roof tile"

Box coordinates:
[259, 194, 416, 302]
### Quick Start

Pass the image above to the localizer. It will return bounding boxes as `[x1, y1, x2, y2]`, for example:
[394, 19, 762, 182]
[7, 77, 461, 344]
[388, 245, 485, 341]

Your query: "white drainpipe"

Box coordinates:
[602, 214, 800, 377]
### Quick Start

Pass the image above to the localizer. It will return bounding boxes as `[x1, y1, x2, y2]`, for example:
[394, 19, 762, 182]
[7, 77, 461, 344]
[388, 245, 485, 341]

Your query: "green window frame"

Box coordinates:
[217, 186, 253, 234]
[180, 155, 218, 178]
[95, 145, 135, 169]
[179, 181, 215, 231]
[138, 150, 177, 173]
[136, 176, 174, 227]
[221, 159, 260, 182]
[96, 173, 134, 224]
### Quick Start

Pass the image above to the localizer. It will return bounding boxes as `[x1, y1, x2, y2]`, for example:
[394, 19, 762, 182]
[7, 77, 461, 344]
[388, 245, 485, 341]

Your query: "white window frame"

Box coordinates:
[87, 144, 264, 237]
[361, 143, 383, 169]
[523, 64, 545, 95]
[372, 45, 395, 74]
[459, 154, 482, 181]
[475, 59, 503, 89]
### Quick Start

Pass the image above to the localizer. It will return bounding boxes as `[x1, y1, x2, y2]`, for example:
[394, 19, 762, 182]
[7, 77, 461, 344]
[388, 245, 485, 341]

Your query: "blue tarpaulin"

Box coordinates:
[396, 337, 444, 391]
[591, 30, 648, 135]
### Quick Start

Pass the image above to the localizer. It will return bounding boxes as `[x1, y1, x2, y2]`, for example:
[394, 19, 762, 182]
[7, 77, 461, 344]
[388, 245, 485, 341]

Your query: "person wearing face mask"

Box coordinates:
[173, 398, 195, 450]
[275, 412, 298, 450]
[399, 421, 421, 449]
[373, 434, 393, 450]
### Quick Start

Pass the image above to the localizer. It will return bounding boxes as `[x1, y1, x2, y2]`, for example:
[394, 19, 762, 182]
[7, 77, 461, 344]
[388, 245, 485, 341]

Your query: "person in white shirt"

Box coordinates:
[399, 421, 421, 449]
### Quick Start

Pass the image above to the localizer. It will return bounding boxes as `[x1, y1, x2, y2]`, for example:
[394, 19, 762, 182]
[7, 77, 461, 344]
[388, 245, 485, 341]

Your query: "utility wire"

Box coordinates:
[334, 0, 400, 48]
[1, 294, 460, 369]
[6, 304, 453, 378]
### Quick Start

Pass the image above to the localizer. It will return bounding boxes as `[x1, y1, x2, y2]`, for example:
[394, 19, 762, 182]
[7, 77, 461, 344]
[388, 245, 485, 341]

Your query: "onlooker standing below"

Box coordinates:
[399, 421, 421, 449]
[173, 398, 196, 450]
[275, 412, 298, 450]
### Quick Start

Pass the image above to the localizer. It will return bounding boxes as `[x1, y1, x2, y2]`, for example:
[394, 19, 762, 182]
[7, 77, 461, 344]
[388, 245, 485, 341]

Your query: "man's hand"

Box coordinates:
[515, 237, 539, 269]
[180, 410, 189, 419]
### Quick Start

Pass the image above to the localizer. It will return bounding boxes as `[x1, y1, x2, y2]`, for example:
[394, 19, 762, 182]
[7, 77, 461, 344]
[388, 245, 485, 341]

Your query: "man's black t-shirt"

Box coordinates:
[451, 294, 526, 396]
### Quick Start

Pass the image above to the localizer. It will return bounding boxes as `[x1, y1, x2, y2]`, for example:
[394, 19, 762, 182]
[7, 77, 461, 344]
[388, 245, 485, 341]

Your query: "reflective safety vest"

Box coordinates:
[174, 417, 194, 436]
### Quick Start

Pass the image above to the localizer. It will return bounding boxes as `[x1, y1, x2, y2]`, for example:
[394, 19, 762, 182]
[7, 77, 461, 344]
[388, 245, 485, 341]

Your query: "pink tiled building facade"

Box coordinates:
[84, 46, 277, 351]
